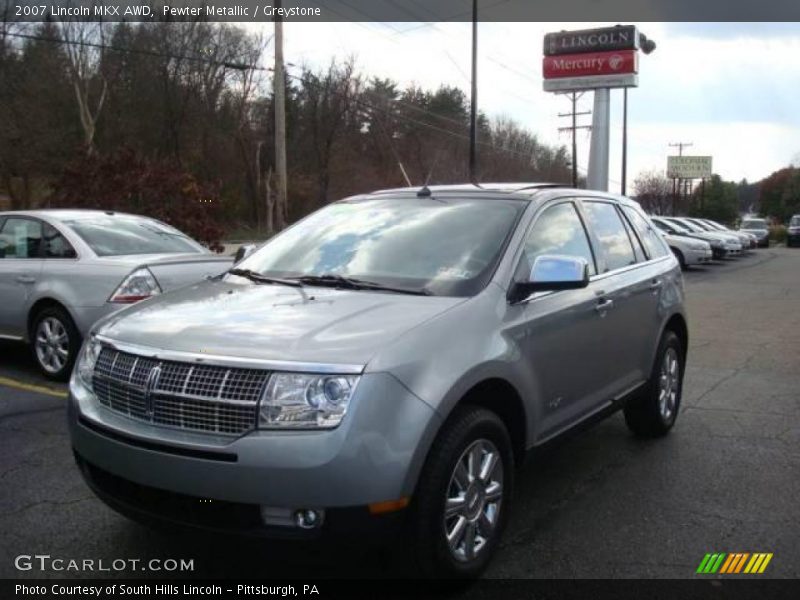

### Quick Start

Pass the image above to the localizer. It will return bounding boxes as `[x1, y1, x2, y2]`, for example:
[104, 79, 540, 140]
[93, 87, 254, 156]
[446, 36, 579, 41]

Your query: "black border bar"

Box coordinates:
[7, 0, 800, 23]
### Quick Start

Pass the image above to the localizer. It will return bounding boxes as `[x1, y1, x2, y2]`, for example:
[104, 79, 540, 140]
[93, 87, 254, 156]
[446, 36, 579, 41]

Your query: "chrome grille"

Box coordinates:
[92, 348, 267, 435]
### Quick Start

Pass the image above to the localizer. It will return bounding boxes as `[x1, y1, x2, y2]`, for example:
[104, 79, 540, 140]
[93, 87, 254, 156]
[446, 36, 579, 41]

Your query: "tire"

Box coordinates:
[624, 330, 684, 438]
[672, 248, 686, 270]
[410, 406, 514, 579]
[30, 305, 81, 381]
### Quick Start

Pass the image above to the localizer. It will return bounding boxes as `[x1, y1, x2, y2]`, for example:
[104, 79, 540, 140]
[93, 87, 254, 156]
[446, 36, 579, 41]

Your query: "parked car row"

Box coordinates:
[650, 215, 765, 269]
[0, 210, 232, 379]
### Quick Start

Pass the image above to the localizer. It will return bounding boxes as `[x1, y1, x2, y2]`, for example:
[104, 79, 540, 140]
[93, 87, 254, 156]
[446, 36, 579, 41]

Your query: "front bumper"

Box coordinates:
[684, 246, 713, 265]
[68, 372, 440, 533]
[710, 246, 728, 260]
[787, 231, 800, 246]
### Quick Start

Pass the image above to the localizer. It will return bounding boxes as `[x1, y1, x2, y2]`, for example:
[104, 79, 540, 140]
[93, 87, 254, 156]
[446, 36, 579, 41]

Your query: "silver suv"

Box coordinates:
[68, 184, 688, 578]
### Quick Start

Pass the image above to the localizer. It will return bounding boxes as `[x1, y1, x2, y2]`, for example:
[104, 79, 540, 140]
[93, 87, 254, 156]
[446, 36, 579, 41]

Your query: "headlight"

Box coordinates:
[108, 267, 162, 303]
[258, 373, 360, 429]
[76, 337, 102, 387]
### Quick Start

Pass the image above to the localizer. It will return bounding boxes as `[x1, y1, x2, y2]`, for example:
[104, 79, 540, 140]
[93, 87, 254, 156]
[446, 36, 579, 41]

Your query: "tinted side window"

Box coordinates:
[0, 218, 43, 259]
[515, 202, 596, 279]
[622, 207, 670, 259]
[619, 210, 646, 262]
[583, 201, 637, 272]
[42, 224, 77, 259]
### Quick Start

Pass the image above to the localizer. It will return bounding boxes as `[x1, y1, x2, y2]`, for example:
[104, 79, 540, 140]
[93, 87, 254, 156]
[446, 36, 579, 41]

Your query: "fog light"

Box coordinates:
[294, 509, 324, 529]
[260, 506, 325, 529]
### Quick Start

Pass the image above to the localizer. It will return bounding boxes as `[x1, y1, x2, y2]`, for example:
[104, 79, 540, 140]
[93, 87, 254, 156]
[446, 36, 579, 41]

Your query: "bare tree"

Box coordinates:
[634, 170, 673, 215]
[60, 8, 111, 155]
[298, 59, 362, 206]
[229, 28, 270, 228]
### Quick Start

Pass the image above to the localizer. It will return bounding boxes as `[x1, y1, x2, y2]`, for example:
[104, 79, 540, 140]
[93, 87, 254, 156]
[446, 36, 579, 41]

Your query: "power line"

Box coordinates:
[558, 92, 591, 187]
[3, 29, 267, 71]
[280, 67, 544, 163]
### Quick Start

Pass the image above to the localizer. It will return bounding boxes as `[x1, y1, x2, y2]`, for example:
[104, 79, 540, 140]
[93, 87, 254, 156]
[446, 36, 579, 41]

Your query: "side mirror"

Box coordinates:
[508, 255, 590, 304]
[233, 243, 257, 264]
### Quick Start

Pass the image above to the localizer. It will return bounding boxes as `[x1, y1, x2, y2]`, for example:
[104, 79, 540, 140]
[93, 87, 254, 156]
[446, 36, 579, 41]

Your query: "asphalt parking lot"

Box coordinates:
[1, 248, 798, 581]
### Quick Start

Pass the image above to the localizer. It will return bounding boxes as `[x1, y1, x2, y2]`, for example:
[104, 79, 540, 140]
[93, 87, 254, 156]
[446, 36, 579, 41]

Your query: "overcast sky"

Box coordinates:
[268, 21, 800, 191]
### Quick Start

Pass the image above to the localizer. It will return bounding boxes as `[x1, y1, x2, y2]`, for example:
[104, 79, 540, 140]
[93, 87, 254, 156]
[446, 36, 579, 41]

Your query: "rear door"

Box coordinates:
[578, 199, 659, 399]
[0, 217, 45, 338]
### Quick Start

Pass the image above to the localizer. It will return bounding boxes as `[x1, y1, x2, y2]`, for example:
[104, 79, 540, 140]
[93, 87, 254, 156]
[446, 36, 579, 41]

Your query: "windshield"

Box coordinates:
[236, 197, 526, 297]
[689, 220, 712, 231]
[66, 216, 203, 257]
[741, 219, 768, 230]
[664, 219, 693, 233]
[791, 216, 800, 227]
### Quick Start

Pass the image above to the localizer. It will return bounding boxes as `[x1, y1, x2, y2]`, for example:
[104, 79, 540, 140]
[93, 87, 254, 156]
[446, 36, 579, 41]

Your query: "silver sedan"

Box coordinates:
[0, 210, 232, 379]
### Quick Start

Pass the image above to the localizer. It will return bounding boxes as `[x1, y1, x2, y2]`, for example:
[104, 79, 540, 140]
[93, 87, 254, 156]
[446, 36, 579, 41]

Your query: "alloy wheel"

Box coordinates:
[35, 317, 70, 374]
[443, 438, 504, 562]
[658, 347, 680, 422]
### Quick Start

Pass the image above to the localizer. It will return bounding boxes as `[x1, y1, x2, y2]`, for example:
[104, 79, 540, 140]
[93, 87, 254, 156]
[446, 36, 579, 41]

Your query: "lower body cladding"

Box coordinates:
[787, 233, 800, 247]
[68, 372, 441, 538]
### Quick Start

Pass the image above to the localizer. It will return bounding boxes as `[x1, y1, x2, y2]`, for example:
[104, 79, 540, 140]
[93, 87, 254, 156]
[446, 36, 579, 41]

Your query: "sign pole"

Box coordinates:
[621, 87, 628, 195]
[587, 88, 610, 191]
[468, 0, 478, 183]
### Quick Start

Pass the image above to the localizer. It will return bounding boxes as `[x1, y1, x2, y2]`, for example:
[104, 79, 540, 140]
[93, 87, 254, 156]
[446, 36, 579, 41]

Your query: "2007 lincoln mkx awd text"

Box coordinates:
[68, 183, 688, 578]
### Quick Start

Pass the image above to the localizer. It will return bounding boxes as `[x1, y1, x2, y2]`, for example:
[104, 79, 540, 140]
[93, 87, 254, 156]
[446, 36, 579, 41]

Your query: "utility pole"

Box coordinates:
[587, 88, 611, 191]
[558, 92, 591, 188]
[468, 0, 478, 182]
[669, 142, 692, 215]
[621, 88, 628, 195]
[273, 0, 288, 231]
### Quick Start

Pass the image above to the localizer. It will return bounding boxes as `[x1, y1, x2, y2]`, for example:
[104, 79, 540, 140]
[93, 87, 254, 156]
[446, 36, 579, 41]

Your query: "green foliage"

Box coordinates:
[758, 167, 800, 223]
[689, 175, 739, 225]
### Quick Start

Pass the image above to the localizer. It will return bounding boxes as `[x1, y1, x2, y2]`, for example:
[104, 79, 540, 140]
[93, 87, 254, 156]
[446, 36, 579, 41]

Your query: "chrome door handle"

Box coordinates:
[595, 298, 614, 313]
[649, 279, 663, 290]
[16, 276, 36, 284]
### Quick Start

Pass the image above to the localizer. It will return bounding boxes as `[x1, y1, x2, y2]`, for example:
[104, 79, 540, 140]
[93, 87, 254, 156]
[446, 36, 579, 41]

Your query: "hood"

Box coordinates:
[685, 231, 725, 245]
[93, 253, 233, 292]
[96, 279, 465, 367]
[664, 234, 707, 249]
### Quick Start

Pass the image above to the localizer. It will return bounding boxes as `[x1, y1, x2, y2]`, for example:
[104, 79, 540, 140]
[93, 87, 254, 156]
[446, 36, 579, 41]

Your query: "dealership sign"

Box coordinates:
[543, 50, 638, 79]
[544, 25, 639, 56]
[667, 156, 713, 179]
[542, 26, 641, 92]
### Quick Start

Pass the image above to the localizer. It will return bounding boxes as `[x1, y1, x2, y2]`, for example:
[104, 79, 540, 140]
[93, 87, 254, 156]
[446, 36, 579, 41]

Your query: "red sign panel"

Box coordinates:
[543, 50, 638, 79]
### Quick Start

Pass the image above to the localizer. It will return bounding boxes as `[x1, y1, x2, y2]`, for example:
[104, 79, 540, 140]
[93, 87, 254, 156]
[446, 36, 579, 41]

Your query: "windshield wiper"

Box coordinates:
[291, 274, 432, 296]
[228, 268, 303, 288]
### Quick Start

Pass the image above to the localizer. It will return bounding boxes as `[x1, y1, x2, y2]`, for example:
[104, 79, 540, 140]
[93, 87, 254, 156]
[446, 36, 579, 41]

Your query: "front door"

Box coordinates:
[0, 217, 44, 338]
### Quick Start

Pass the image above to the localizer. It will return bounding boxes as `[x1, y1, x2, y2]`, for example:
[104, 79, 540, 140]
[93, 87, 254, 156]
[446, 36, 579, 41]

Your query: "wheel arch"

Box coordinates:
[438, 377, 528, 468]
[27, 297, 76, 341]
[663, 312, 689, 359]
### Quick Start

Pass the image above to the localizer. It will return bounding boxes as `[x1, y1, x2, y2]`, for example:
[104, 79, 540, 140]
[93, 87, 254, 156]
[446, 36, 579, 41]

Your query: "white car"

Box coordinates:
[665, 217, 743, 256]
[658, 231, 713, 270]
